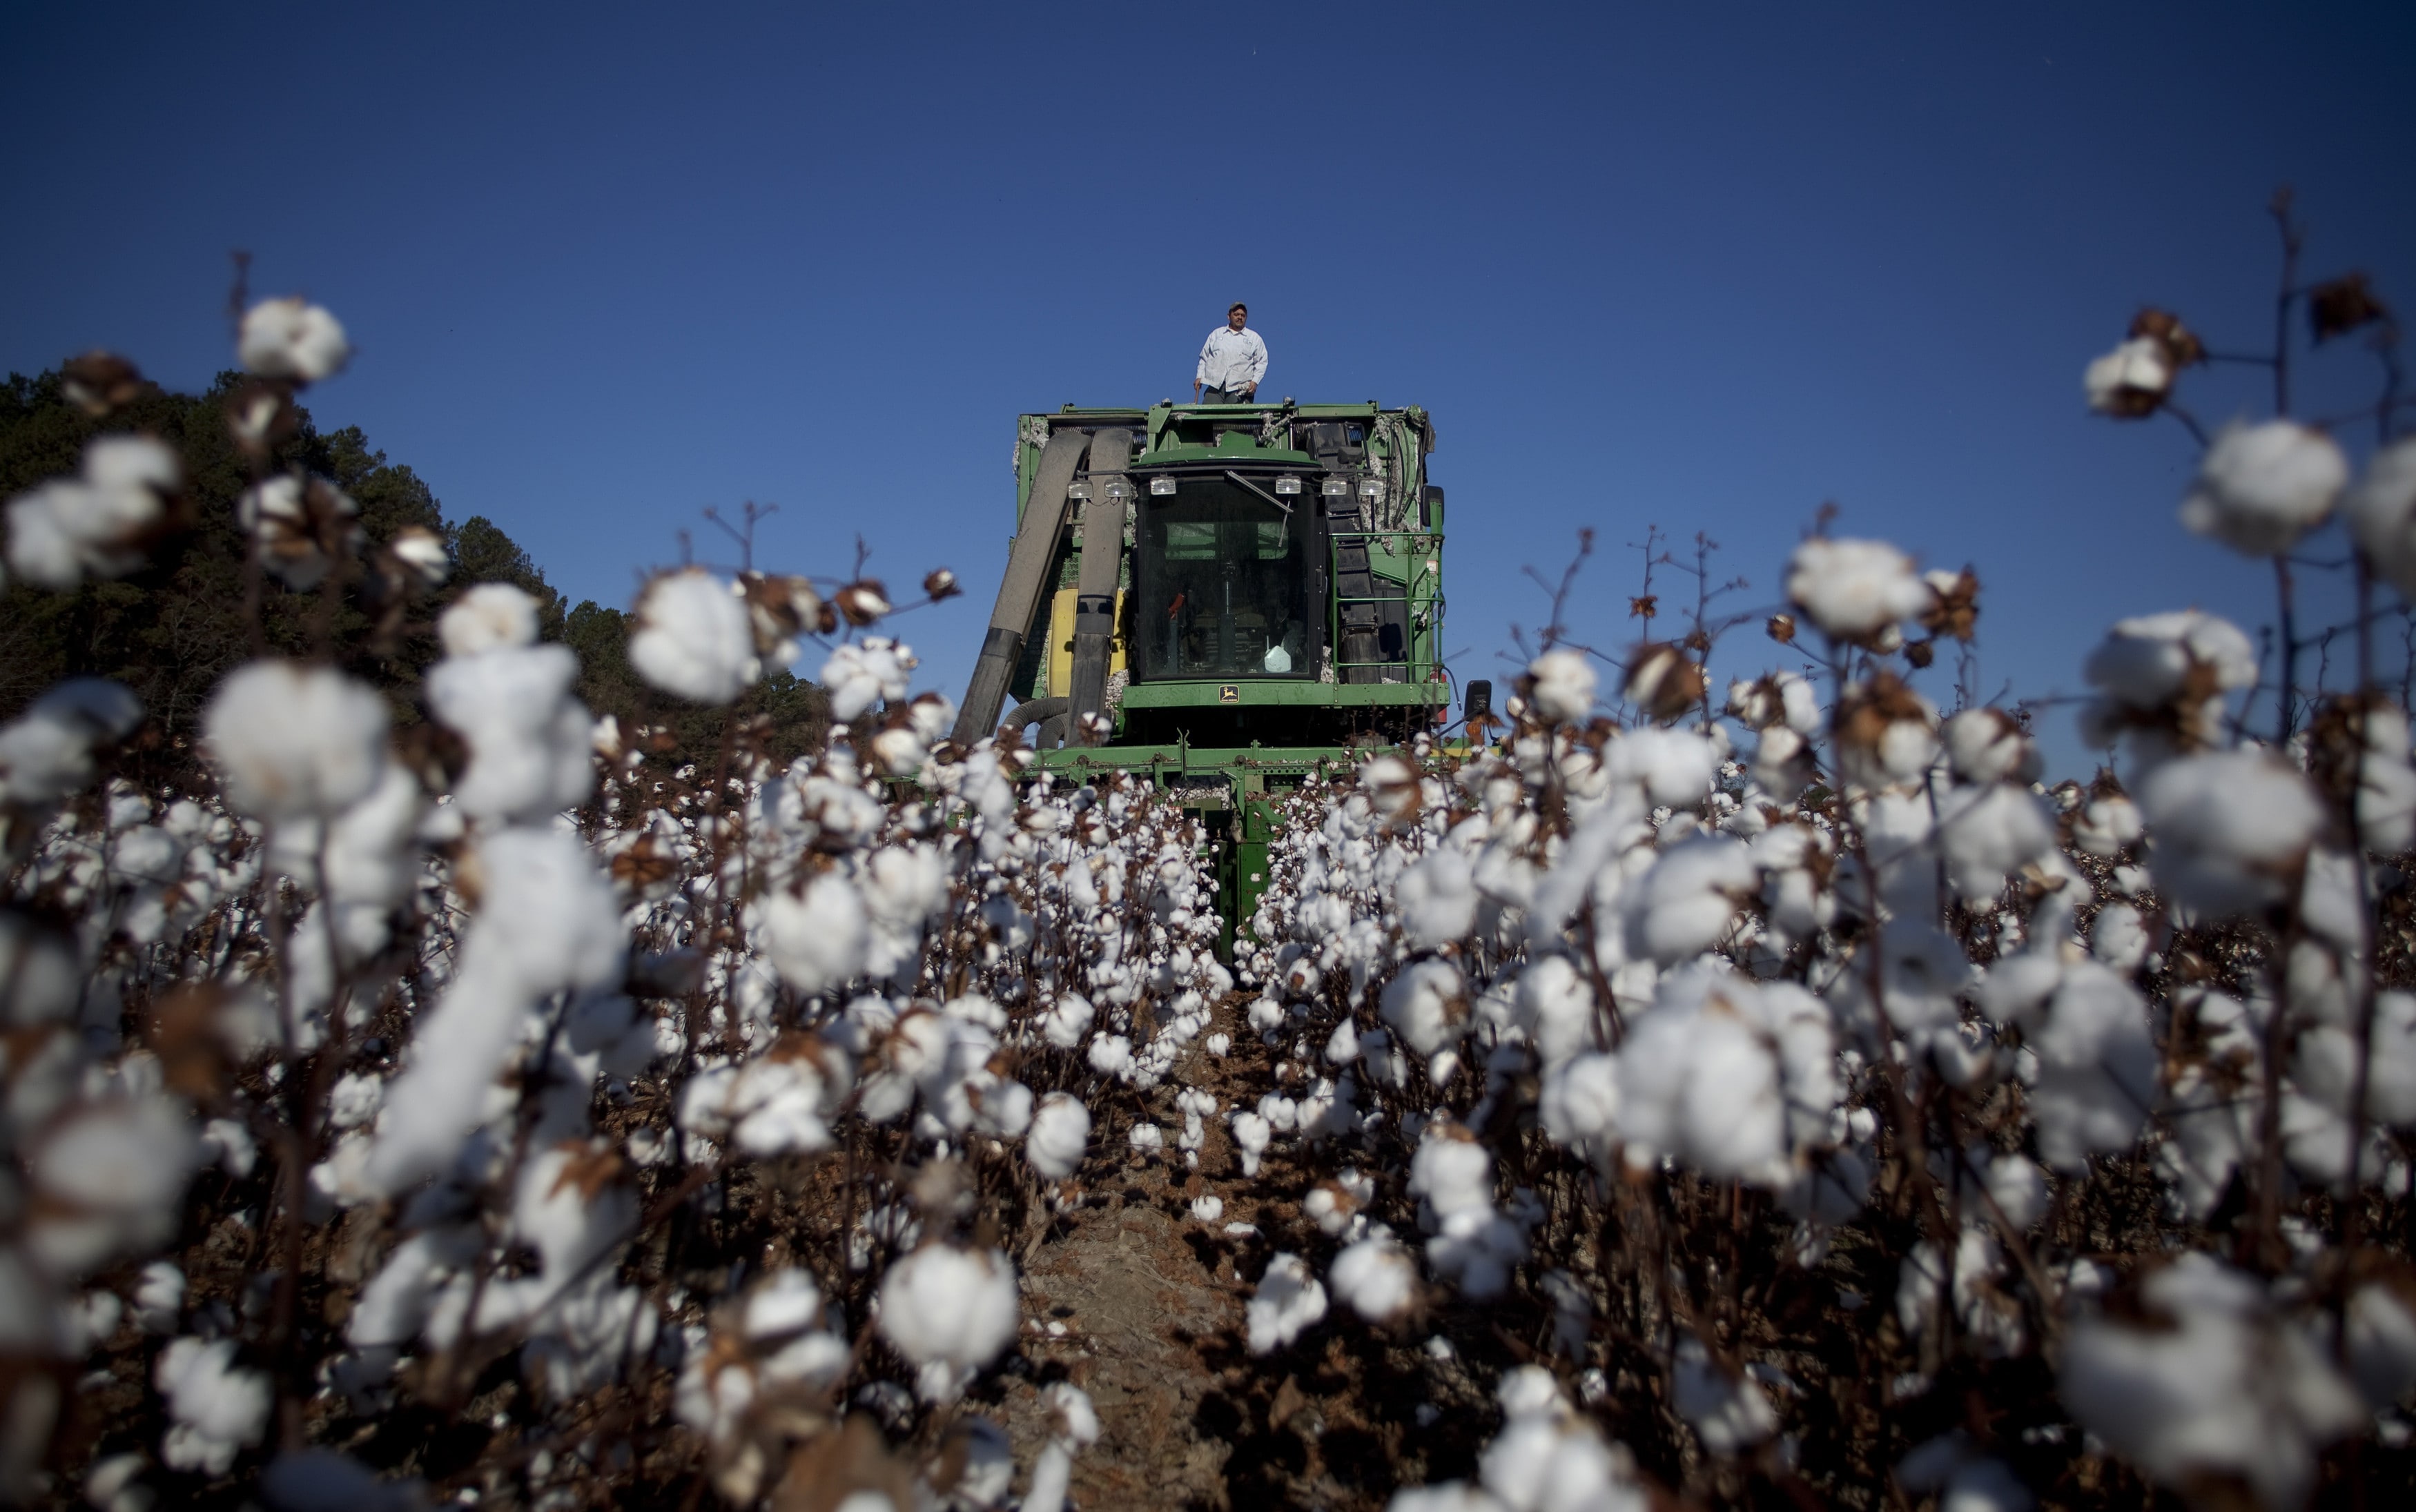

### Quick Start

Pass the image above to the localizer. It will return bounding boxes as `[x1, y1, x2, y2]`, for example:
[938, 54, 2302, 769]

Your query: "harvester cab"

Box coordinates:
[953, 398, 1454, 950]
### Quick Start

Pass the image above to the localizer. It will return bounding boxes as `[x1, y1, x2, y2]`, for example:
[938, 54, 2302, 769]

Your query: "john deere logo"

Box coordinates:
[1219, 685, 1240, 703]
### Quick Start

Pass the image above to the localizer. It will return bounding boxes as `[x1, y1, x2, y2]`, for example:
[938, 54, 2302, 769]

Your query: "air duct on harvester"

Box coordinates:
[1064, 429, 1132, 743]
[950, 426, 1094, 747]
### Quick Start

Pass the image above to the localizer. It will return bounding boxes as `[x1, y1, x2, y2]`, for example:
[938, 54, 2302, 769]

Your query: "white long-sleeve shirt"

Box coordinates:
[1196, 326, 1267, 393]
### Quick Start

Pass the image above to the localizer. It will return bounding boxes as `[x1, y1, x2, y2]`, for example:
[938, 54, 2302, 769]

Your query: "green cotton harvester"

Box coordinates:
[952, 398, 1484, 952]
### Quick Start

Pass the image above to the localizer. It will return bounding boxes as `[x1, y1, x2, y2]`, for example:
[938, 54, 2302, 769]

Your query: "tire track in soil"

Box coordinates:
[974, 992, 1503, 1510]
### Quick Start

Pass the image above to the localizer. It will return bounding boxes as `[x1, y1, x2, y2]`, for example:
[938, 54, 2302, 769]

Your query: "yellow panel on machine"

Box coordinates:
[1046, 586, 1124, 698]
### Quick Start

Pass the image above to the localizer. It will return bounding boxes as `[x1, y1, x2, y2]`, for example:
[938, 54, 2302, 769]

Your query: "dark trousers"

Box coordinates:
[1201, 386, 1254, 404]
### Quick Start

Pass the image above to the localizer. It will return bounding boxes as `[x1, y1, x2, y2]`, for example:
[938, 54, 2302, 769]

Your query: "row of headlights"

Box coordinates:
[1271, 474, 1382, 499]
[1071, 476, 1385, 500]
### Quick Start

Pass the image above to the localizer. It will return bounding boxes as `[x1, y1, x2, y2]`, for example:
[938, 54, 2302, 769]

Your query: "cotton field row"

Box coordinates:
[3, 258, 2416, 1510]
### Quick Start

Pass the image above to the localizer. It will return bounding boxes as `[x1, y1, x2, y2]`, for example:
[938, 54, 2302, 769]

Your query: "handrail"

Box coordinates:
[1325, 527, 1445, 676]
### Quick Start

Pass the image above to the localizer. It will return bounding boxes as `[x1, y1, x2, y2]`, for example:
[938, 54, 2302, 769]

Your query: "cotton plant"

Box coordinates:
[10, 220, 2416, 1512]
[0, 294, 1260, 1510]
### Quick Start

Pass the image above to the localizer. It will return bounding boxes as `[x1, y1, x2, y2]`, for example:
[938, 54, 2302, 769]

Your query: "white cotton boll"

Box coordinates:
[1539, 1053, 1621, 1160]
[630, 569, 757, 705]
[364, 828, 622, 1194]
[2080, 611, 2258, 760]
[0, 678, 144, 807]
[2136, 752, 2324, 919]
[347, 1226, 478, 1351]
[6, 436, 181, 587]
[1971, 942, 2068, 1034]
[2027, 960, 2156, 1172]
[1041, 992, 1094, 1050]
[746, 1273, 849, 1391]
[875, 1244, 1020, 1402]
[1381, 959, 1471, 1057]
[2071, 794, 2142, 858]
[2085, 335, 2172, 414]
[205, 661, 389, 822]
[1477, 1373, 1646, 1512]
[1617, 993, 1784, 1185]
[133, 1259, 186, 1333]
[239, 296, 351, 382]
[438, 582, 540, 656]
[1980, 1152, 2050, 1232]
[1785, 537, 1930, 642]
[28, 1095, 202, 1277]
[1749, 725, 1815, 803]
[1410, 1127, 1495, 1224]
[1325, 1017, 1362, 1064]
[241, 475, 351, 588]
[2060, 1255, 2363, 1511]
[1025, 1092, 1089, 1179]
[968, 1077, 1032, 1139]
[155, 1335, 271, 1476]
[1127, 1123, 1165, 1153]
[1673, 1337, 1778, 1456]
[65, 1290, 120, 1357]
[1526, 649, 1597, 725]
[1087, 1032, 1132, 1077]
[2354, 703, 2416, 853]
[687, 1048, 844, 1159]
[2345, 435, 2416, 594]
[1230, 1111, 1273, 1177]
[821, 638, 919, 723]
[509, 1141, 636, 1293]
[861, 841, 948, 978]
[758, 874, 868, 996]
[202, 1116, 257, 1177]
[1896, 1230, 2024, 1357]
[427, 642, 594, 824]
[2179, 420, 2348, 556]
[1397, 848, 1478, 948]
[1942, 709, 2038, 786]
[1606, 727, 1719, 807]
[2345, 1284, 2416, 1412]
[2291, 995, 2416, 1130]
[3, 479, 88, 587]
[2089, 903, 2148, 974]
[1026, 1382, 1102, 1512]
[2083, 609, 2259, 710]
[1624, 836, 1755, 964]
[1934, 783, 2055, 901]
[1190, 1195, 1225, 1224]
[1246, 1252, 1328, 1355]
[1518, 955, 1600, 1070]
[1330, 1235, 1419, 1324]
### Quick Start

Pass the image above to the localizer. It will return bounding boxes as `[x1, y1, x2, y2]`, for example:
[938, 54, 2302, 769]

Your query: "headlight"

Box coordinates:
[1321, 478, 1350, 497]
[1358, 479, 1383, 500]
[1274, 475, 1302, 495]
[1066, 482, 1093, 502]
[1104, 478, 1133, 501]
[1149, 476, 1177, 496]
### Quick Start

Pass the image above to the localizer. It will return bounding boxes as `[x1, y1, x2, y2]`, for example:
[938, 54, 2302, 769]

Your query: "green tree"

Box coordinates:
[2, 365, 826, 777]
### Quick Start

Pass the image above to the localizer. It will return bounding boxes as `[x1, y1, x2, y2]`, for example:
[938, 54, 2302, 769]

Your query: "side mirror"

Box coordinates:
[1463, 679, 1492, 724]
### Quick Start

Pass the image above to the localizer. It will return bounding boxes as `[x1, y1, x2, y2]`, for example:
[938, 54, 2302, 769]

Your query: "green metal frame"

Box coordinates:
[998, 399, 1450, 956]
[1327, 527, 1447, 682]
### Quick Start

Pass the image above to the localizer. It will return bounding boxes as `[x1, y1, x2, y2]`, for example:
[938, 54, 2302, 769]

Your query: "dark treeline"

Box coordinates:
[1, 367, 825, 775]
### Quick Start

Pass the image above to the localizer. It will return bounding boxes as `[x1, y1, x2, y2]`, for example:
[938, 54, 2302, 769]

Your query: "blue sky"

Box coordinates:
[5, 3, 2411, 774]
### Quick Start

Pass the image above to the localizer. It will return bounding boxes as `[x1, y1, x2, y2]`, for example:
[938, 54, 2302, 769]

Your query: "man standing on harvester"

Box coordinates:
[1194, 302, 1267, 402]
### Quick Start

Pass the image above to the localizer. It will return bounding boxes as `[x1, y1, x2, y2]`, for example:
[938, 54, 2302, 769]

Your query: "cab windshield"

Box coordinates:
[1131, 480, 1314, 680]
